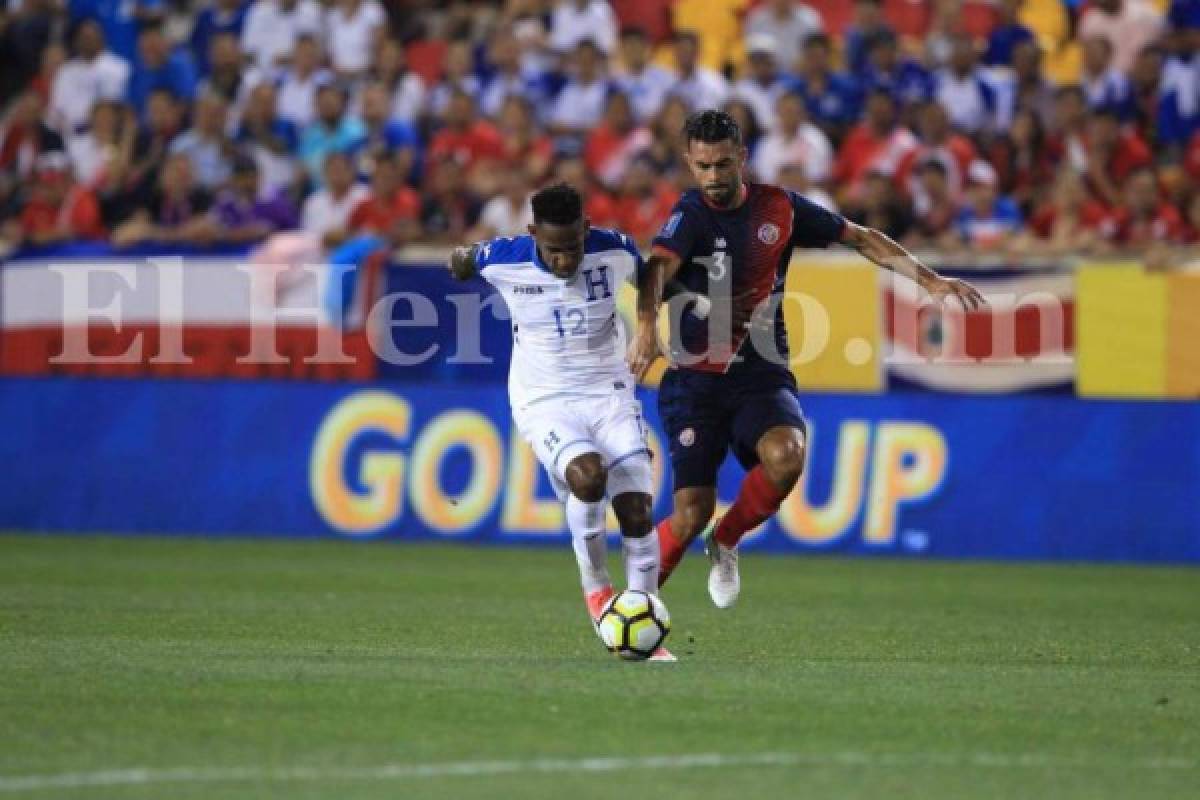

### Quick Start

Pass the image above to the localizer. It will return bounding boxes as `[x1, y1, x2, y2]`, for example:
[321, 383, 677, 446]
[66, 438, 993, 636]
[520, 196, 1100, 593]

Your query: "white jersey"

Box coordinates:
[477, 229, 643, 411]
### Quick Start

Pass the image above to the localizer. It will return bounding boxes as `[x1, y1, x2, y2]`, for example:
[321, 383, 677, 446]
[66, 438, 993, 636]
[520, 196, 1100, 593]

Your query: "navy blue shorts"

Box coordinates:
[657, 367, 808, 491]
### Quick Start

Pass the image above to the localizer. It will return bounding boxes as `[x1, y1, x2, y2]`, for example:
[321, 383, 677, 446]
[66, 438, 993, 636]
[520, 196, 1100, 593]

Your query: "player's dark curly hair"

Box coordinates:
[683, 110, 742, 147]
[531, 183, 583, 226]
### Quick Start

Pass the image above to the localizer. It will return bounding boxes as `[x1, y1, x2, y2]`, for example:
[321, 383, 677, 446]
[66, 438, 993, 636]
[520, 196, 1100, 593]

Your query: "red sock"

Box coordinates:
[656, 518, 685, 588]
[714, 466, 787, 548]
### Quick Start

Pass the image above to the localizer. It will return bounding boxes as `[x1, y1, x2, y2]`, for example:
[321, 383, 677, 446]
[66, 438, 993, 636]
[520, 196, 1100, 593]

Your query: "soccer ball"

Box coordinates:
[597, 589, 671, 660]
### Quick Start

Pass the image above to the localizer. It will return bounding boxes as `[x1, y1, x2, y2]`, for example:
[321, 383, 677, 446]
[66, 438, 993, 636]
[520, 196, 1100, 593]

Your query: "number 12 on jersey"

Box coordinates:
[553, 308, 586, 337]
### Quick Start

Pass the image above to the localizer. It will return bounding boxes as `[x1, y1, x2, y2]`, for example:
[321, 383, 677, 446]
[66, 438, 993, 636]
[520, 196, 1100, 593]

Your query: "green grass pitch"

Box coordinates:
[1, 535, 1196, 799]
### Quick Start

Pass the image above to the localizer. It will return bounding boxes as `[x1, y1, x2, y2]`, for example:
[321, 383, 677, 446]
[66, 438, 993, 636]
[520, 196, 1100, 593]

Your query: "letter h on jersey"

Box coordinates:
[583, 266, 612, 301]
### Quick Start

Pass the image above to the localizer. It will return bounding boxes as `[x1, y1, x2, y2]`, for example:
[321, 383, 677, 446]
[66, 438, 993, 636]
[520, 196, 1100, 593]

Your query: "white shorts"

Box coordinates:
[514, 389, 652, 502]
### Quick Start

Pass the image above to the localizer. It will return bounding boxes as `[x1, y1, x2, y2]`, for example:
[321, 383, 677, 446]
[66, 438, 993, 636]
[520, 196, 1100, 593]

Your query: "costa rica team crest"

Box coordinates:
[758, 223, 781, 245]
[679, 428, 696, 447]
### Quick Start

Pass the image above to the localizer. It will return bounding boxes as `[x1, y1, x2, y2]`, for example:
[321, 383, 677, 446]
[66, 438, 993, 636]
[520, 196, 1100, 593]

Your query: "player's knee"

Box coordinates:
[759, 434, 806, 487]
[565, 453, 607, 503]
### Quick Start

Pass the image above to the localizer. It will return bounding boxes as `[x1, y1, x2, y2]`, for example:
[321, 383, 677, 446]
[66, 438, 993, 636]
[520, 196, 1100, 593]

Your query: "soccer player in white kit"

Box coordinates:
[449, 184, 674, 661]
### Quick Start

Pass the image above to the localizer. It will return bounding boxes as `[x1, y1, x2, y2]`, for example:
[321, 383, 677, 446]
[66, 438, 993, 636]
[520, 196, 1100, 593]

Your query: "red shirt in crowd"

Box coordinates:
[611, 182, 678, 246]
[427, 121, 505, 172]
[349, 187, 421, 234]
[20, 184, 105, 241]
[1109, 202, 1186, 245]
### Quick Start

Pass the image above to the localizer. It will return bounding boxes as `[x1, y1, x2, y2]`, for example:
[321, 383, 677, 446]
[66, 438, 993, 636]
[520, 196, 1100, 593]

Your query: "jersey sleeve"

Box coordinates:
[789, 191, 846, 249]
[474, 236, 523, 285]
[617, 230, 646, 285]
[651, 202, 702, 262]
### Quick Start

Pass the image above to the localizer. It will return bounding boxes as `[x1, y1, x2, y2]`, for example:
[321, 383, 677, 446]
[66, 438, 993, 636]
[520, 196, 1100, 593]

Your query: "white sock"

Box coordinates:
[623, 529, 660, 594]
[566, 494, 610, 594]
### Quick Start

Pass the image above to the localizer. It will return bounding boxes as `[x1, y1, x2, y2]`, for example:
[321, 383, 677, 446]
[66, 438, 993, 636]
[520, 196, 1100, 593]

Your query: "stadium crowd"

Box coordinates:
[0, 0, 1198, 265]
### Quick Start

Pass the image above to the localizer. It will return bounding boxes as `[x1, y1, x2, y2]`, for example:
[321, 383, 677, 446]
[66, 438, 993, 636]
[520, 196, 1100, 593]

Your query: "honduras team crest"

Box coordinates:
[758, 223, 780, 244]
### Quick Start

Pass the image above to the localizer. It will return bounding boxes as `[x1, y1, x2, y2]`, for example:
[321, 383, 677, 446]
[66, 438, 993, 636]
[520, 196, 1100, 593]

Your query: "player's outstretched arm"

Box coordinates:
[840, 221, 986, 311]
[448, 243, 480, 281]
[628, 249, 683, 381]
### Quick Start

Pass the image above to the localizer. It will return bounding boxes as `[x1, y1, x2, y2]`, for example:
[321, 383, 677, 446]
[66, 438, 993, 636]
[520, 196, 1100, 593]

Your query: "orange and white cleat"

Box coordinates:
[648, 646, 677, 663]
[585, 585, 614, 643]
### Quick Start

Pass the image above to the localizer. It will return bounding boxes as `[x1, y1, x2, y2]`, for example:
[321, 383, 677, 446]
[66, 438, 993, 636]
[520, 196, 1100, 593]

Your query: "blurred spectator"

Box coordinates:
[994, 38, 1056, 131]
[585, 91, 653, 189]
[495, 96, 554, 184]
[169, 91, 235, 190]
[428, 89, 504, 175]
[69, 0, 164, 64]
[419, 157, 482, 244]
[752, 91, 832, 185]
[199, 32, 251, 103]
[50, 18, 132, 134]
[790, 33, 862, 145]
[844, 0, 890, 76]
[613, 27, 675, 123]
[742, 0, 824, 75]
[480, 30, 546, 119]
[550, 0, 618, 55]
[4, 152, 105, 247]
[906, 159, 958, 248]
[550, 40, 612, 136]
[1183, 191, 1200, 243]
[113, 88, 185, 217]
[935, 34, 997, 136]
[348, 153, 421, 244]
[355, 81, 419, 183]
[846, 170, 912, 240]
[67, 99, 133, 189]
[1022, 168, 1114, 256]
[986, 107, 1051, 214]
[30, 41, 67, 106]
[669, 31, 730, 112]
[554, 153, 618, 225]
[276, 33, 329, 129]
[128, 22, 198, 117]
[953, 161, 1023, 251]
[610, 155, 677, 249]
[241, 0, 322, 70]
[1110, 166, 1186, 245]
[235, 82, 300, 198]
[0, 0, 57, 104]
[776, 162, 837, 212]
[734, 35, 789, 133]
[722, 99, 766, 159]
[301, 150, 368, 247]
[1158, 16, 1200, 147]
[833, 89, 917, 202]
[861, 29, 934, 111]
[299, 81, 366, 184]
[469, 167, 534, 239]
[0, 90, 65, 199]
[370, 39, 427, 125]
[642, 95, 691, 181]
[1079, 0, 1165, 75]
[1045, 85, 1089, 166]
[110, 152, 213, 247]
[671, 0, 746, 75]
[1080, 107, 1152, 208]
[896, 101, 978, 208]
[190, 0, 249, 76]
[325, 0, 386, 79]
[1081, 36, 1131, 117]
[1127, 45, 1165, 141]
[210, 154, 298, 242]
[984, 0, 1036, 67]
[427, 39, 482, 119]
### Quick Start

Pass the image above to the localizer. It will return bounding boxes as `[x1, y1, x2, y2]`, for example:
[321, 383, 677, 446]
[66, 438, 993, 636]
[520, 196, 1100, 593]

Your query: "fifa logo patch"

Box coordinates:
[679, 428, 696, 447]
[758, 223, 780, 245]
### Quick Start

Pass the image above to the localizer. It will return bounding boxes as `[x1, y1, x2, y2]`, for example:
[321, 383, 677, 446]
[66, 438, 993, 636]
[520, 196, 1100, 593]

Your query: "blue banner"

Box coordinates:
[1, 377, 1197, 563]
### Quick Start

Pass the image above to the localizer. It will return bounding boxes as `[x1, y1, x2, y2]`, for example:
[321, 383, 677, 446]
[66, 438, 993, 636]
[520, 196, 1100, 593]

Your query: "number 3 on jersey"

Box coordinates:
[554, 308, 586, 337]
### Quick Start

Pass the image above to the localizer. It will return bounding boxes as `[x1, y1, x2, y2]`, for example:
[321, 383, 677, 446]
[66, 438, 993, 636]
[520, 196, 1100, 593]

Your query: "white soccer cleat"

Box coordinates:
[702, 525, 740, 609]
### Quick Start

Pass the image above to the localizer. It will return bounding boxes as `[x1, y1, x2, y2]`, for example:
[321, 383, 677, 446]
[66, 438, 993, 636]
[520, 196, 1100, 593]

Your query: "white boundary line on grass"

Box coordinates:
[0, 751, 1195, 792]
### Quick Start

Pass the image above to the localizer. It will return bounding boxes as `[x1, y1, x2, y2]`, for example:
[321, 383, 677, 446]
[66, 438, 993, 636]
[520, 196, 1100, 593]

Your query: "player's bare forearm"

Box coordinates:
[840, 221, 986, 311]
[628, 250, 681, 380]
[448, 243, 479, 281]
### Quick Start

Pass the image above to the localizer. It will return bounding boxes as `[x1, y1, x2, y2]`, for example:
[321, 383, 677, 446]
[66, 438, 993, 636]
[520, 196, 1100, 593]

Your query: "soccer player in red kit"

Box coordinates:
[628, 110, 984, 607]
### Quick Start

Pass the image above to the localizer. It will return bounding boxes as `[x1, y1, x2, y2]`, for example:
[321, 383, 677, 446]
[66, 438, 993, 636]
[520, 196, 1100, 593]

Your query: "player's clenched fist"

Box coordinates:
[627, 324, 662, 382]
[448, 245, 478, 281]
